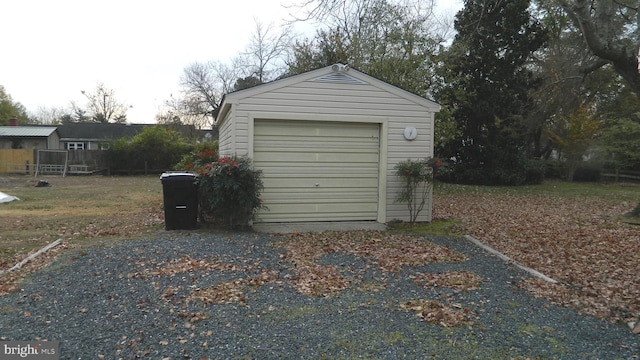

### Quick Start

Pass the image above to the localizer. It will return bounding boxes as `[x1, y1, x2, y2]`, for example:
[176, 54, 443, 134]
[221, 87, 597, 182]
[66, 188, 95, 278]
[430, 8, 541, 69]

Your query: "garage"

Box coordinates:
[253, 119, 380, 222]
[215, 63, 440, 224]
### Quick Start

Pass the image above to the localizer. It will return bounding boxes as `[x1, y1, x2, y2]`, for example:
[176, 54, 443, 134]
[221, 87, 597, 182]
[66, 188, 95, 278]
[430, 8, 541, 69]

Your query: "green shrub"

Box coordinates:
[104, 137, 136, 173]
[174, 142, 218, 171]
[131, 126, 190, 171]
[545, 160, 601, 182]
[522, 158, 546, 185]
[544, 160, 565, 180]
[196, 155, 265, 228]
[441, 155, 544, 186]
[573, 163, 602, 182]
[104, 126, 191, 174]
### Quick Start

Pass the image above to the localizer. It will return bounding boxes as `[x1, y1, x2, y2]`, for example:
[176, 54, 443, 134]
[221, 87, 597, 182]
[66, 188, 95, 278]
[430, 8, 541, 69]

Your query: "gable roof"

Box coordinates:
[216, 64, 441, 123]
[0, 126, 57, 137]
[56, 123, 215, 141]
[56, 123, 148, 141]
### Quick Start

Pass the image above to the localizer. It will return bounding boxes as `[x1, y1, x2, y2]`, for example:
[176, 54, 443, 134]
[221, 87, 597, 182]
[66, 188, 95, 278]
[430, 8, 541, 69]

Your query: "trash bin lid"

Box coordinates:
[160, 172, 197, 181]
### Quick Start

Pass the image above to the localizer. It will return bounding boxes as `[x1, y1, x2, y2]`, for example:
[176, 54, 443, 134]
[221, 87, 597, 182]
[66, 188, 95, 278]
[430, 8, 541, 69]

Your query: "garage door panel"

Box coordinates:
[255, 153, 378, 163]
[263, 203, 379, 213]
[260, 166, 378, 174]
[264, 194, 379, 203]
[255, 138, 379, 149]
[254, 148, 378, 159]
[258, 213, 375, 222]
[257, 205, 379, 222]
[255, 135, 379, 143]
[256, 122, 380, 138]
[262, 178, 379, 189]
[256, 139, 377, 148]
[254, 119, 380, 223]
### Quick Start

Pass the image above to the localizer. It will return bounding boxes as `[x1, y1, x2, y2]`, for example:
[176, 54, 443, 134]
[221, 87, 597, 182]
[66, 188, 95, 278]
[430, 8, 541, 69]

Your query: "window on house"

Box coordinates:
[99, 143, 110, 150]
[66, 142, 85, 150]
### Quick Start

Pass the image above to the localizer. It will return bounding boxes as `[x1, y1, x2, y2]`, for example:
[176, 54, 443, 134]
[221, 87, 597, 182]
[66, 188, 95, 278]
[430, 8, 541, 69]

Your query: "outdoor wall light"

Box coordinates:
[332, 64, 350, 72]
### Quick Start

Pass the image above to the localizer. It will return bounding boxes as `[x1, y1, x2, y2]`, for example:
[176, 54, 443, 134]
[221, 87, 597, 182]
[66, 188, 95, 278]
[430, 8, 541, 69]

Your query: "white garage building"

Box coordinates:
[215, 64, 440, 224]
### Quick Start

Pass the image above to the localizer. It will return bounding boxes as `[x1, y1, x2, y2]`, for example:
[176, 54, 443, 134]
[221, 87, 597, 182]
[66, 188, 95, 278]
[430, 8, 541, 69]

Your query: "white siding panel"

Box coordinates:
[218, 111, 234, 156]
[254, 120, 380, 222]
[385, 111, 435, 222]
[251, 81, 422, 112]
[245, 98, 427, 113]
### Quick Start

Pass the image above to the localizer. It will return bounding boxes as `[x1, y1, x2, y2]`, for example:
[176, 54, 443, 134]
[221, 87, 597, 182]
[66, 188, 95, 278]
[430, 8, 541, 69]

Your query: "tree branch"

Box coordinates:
[578, 58, 610, 74]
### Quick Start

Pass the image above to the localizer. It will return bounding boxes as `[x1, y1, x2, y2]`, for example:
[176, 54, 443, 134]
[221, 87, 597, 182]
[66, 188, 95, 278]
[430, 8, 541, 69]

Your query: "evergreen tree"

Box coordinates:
[439, 0, 547, 185]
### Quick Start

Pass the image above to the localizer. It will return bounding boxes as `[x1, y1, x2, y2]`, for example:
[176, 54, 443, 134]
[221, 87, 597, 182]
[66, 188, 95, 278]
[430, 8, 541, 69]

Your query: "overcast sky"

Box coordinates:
[1, 0, 462, 125]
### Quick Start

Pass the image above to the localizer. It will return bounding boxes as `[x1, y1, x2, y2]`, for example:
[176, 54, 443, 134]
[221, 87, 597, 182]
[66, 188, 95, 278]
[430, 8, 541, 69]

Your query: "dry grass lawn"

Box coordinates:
[0, 175, 164, 292]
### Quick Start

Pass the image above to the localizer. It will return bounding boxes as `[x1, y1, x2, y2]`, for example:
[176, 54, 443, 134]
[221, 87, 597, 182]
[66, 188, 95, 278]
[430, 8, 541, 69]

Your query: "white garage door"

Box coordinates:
[254, 119, 380, 222]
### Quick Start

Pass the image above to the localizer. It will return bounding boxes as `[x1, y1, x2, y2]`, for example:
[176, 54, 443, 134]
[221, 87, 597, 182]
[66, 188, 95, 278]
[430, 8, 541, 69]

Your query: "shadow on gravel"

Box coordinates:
[0, 231, 637, 359]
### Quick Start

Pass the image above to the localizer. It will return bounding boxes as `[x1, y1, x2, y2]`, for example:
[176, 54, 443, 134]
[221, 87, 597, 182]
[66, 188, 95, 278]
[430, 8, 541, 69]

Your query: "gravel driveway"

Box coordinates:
[0, 231, 637, 359]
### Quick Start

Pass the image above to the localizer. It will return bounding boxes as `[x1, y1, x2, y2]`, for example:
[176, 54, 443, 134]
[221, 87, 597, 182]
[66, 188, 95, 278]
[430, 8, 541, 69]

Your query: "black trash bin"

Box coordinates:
[160, 172, 198, 230]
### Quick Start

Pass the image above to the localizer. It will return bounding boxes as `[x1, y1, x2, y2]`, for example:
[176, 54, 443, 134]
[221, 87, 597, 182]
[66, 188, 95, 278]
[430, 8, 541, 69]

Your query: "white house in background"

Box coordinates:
[215, 64, 441, 224]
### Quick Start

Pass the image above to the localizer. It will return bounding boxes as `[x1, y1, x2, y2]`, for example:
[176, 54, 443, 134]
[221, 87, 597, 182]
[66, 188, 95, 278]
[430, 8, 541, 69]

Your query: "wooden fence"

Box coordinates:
[0, 149, 105, 175]
[0, 149, 36, 174]
[601, 170, 640, 182]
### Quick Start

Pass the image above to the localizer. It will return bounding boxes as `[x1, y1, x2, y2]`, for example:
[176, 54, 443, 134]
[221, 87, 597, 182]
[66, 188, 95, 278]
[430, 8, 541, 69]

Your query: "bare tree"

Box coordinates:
[289, 0, 381, 22]
[180, 62, 219, 119]
[155, 108, 181, 125]
[242, 19, 293, 82]
[290, 0, 438, 28]
[167, 59, 244, 129]
[80, 83, 130, 123]
[168, 19, 292, 128]
[213, 58, 246, 93]
[31, 106, 69, 125]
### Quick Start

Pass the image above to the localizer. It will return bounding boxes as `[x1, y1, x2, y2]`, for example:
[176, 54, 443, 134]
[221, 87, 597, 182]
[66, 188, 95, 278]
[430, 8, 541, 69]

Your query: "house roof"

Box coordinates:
[56, 123, 214, 141]
[216, 63, 441, 123]
[0, 126, 57, 137]
[56, 123, 148, 141]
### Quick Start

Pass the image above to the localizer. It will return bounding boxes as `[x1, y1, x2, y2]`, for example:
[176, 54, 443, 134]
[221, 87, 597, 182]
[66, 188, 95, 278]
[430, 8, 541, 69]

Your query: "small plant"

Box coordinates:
[196, 155, 265, 228]
[394, 158, 442, 224]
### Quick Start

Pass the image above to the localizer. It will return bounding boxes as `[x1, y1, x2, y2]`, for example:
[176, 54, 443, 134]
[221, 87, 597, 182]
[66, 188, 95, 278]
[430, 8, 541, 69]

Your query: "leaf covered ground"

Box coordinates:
[125, 231, 475, 328]
[5, 232, 636, 359]
[432, 181, 640, 327]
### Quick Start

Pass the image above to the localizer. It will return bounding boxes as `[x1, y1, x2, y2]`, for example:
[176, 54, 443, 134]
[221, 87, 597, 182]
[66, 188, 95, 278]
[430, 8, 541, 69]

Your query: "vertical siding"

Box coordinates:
[224, 75, 436, 223]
